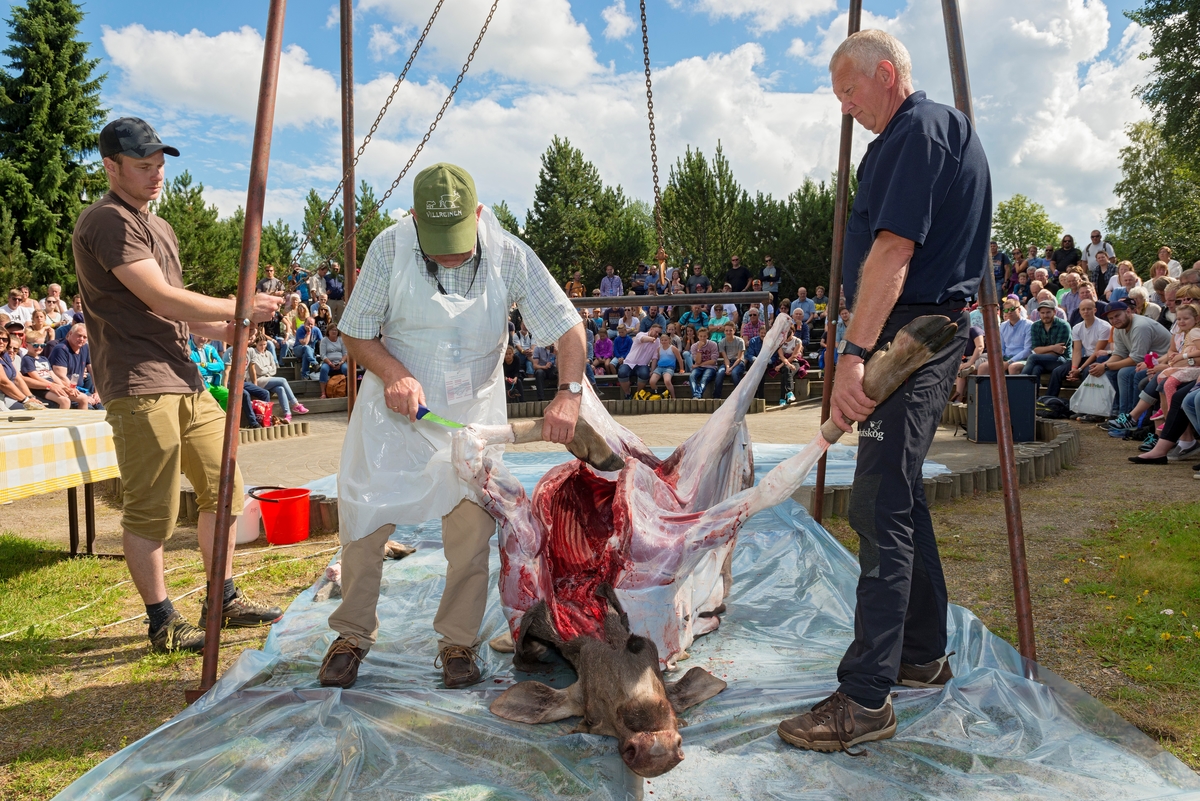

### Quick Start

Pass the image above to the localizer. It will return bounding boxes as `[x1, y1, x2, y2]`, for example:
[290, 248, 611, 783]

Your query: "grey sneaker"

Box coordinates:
[898, 652, 954, 688]
[1166, 441, 1200, 461]
[777, 692, 896, 753]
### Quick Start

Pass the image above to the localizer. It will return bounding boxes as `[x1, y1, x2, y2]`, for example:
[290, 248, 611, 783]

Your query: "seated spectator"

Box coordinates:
[1117, 302, 1197, 446]
[714, 321, 746, 397]
[619, 323, 659, 399]
[976, 301, 1031, 377]
[949, 322, 985, 402]
[27, 308, 55, 344]
[240, 380, 273, 428]
[1, 328, 46, 409]
[592, 326, 615, 375]
[679, 304, 709, 332]
[793, 287, 816, 323]
[1046, 298, 1111, 398]
[502, 345, 525, 401]
[1126, 286, 1160, 321]
[812, 286, 828, 322]
[741, 307, 766, 340]
[1025, 280, 1044, 318]
[1099, 301, 1174, 427]
[1104, 259, 1136, 300]
[689, 326, 720, 399]
[4, 319, 26, 355]
[640, 305, 667, 333]
[188, 335, 225, 387]
[680, 325, 697, 371]
[511, 320, 535, 374]
[43, 301, 64, 329]
[612, 323, 633, 366]
[1056, 271, 1083, 320]
[293, 315, 321, 378]
[48, 323, 101, 409]
[762, 323, 807, 405]
[532, 343, 557, 401]
[317, 324, 349, 398]
[1034, 289, 1068, 322]
[1109, 268, 1142, 304]
[1069, 282, 1107, 326]
[790, 308, 811, 350]
[1018, 300, 1072, 380]
[20, 338, 71, 408]
[620, 306, 641, 332]
[1013, 270, 1033, 304]
[313, 295, 333, 333]
[1148, 275, 1173, 310]
[247, 335, 309, 421]
[2, 288, 31, 324]
[647, 330, 683, 397]
[707, 305, 731, 342]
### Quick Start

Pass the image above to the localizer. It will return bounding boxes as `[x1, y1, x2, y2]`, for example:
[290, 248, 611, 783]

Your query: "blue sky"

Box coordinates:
[73, 0, 1153, 239]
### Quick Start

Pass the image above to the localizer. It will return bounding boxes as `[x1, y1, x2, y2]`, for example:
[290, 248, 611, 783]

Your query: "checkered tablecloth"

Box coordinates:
[0, 410, 120, 503]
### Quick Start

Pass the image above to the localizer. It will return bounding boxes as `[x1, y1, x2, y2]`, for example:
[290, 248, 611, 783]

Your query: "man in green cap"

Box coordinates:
[320, 163, 587, 690]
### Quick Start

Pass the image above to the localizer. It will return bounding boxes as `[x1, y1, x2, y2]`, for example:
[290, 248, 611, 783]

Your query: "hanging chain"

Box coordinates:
[639, 0, 665, 260]
[291, 0, 447, 266]
[305, 0, 501, 268]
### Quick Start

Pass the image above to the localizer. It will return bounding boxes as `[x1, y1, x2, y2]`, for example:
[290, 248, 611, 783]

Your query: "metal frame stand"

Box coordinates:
[341, 0, 358, 416]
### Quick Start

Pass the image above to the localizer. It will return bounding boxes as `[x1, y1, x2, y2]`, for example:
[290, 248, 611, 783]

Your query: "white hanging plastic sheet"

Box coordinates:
[54, 448, 1200, 800]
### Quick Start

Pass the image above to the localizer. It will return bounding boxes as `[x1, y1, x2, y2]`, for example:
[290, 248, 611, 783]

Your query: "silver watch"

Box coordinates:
[557, 382, 583, 395]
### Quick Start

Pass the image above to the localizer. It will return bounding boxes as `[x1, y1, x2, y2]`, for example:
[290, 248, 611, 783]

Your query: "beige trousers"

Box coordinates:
[327, 499, 496, 653]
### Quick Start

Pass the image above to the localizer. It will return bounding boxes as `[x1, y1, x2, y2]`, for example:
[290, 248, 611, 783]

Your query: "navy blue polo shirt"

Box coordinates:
[841, 91, 991, 309]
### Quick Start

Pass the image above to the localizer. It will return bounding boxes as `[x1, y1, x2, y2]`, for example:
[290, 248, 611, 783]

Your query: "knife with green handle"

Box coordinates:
[416, 404, 464, 429]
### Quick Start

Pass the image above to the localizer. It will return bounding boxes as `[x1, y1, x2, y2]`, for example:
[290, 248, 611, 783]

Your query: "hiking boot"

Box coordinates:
[437, 644, 482, 689]
[1107, 412, 1136, 433]
[898, 652, 954, 688]
[199, 588, 283, 629]
[1139, 433, 1159, 452]
[777, 692, 896, 753]
[148, 612, 206, 654]
[319, 636, 366, 688]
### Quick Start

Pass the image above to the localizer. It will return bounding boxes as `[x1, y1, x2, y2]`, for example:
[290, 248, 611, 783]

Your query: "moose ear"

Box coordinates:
[665, 667, 727, 713]
[490, 680, 584, 724]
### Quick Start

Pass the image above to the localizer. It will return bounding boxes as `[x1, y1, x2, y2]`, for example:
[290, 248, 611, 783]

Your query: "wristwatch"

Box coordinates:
[558, 382, 583, 395]
[836, 339, 870, 359]
[1189, 358, 1196, 367]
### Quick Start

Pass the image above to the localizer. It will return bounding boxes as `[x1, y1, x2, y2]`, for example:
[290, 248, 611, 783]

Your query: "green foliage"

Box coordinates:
[661, 142, 845, 301]
[354, 180, 392, 270]
[1105, 121, 1200, 271]
[1127, 0, 1200, 164]
[522, 136, 648, 285]
[260, 219, 298, 270]
[491, 199, 521, 236]
[153, 171, 241, 294]
[992, 194, 1062, 255]
[0, 0, 106, 294]
[301, 188, 344, 269]
[0, 203, 31, 291]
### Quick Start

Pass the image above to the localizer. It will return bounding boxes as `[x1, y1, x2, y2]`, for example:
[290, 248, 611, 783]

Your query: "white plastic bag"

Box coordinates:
[1069, 373, 1115, 417]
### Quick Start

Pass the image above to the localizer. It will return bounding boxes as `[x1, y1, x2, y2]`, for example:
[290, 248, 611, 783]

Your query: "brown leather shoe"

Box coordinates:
[319, 637, 365, 688]
[898, 652, 954, 688]
[777, 692, 896, 754]
[436, 644, 482, 689]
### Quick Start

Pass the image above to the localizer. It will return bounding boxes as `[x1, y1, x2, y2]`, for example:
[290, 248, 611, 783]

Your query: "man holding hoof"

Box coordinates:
[777, 30, 990, 751]
[319, 163, 585, 690]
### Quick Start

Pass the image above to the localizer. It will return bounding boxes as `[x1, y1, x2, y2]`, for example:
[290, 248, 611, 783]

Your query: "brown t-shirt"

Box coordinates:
[71, 192, 205, 401]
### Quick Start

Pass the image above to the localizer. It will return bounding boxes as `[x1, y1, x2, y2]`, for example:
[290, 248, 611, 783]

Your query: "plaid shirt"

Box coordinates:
[339, 216, 580, 354]
[1029, 316, 1072, 360]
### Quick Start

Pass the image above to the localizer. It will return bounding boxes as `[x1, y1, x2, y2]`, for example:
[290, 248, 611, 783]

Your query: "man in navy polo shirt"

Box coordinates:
[777, 29, 990, 753]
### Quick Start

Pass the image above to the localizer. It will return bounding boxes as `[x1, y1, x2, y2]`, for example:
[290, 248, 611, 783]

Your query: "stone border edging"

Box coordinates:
[794, 418, 1082, 517]
[238, 420, 310, 445]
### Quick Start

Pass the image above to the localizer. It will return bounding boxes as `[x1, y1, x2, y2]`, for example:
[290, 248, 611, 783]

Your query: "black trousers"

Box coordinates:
[837, 307, 968, 707]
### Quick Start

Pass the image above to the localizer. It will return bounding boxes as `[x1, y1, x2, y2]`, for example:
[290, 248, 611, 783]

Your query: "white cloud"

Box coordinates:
[368, 24, 406, 61]
[601, 1, 635, 40]
[359, 0, 604, 88]
[101, 25, 340, 128]
[678, 0, 838, 32]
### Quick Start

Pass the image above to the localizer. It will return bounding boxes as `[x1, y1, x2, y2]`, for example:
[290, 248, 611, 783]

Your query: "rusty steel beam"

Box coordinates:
[341, 0, 358, 415]
[188, 0, 288, 703]
[941, 0, 1037, 665]
[813, 0, 862, 525]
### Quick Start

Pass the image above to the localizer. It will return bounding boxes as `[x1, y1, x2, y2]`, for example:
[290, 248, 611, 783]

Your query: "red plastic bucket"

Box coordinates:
[249, 487, 311, 545]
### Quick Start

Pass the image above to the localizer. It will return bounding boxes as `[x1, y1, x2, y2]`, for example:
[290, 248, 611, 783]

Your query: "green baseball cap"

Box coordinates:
[412, 162, 478, 255]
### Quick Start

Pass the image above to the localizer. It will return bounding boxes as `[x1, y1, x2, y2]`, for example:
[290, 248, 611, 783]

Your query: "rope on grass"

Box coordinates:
[22, 546, 340, 641]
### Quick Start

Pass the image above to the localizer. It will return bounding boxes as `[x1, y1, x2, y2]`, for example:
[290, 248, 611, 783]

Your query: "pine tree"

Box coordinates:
[153, 171, 240, 296]
[301, 189, 344, 269]
[492, 200, 521, 236]
[354, 180, 392, 270]
[0, 0, 105, 292]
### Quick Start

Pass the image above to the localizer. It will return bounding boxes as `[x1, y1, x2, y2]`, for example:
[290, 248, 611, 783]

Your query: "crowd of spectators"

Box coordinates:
[510, 254, 833, 405]
[1, 284, 101, 411]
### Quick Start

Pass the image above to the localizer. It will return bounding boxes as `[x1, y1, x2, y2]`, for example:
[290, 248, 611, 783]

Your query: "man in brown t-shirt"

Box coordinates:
[72, 117, 286, 653]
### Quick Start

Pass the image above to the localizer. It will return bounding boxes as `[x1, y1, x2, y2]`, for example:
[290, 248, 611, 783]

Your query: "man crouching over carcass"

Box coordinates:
[319, 163, 586, 689]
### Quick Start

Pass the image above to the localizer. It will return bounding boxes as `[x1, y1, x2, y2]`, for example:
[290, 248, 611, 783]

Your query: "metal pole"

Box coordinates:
[189, 0, 288, 703]
[340, 0, 358, 416]
[813, 0, 861, 524]
[941, 0, 1036, 664]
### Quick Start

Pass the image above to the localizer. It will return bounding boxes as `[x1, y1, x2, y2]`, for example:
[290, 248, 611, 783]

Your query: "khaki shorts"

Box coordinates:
[107, 392, 244, 542]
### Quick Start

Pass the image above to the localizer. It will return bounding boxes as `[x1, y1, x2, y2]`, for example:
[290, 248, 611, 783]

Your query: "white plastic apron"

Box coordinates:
[337, 208, 510, 542]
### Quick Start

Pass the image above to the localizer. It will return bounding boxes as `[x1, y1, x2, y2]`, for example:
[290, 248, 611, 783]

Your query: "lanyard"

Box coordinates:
[413, 218, 481, 296]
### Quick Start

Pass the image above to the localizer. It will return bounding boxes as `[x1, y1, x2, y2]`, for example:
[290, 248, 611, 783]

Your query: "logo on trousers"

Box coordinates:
[860, 420, 884, 441]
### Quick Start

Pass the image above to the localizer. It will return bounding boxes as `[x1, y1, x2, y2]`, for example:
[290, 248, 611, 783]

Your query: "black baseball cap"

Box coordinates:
[99, 117, 180, 159]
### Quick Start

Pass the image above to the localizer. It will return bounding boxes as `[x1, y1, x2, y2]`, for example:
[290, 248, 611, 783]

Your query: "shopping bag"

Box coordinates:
[251, 399, 273, 427]
[1069, 374, 1114, 417]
